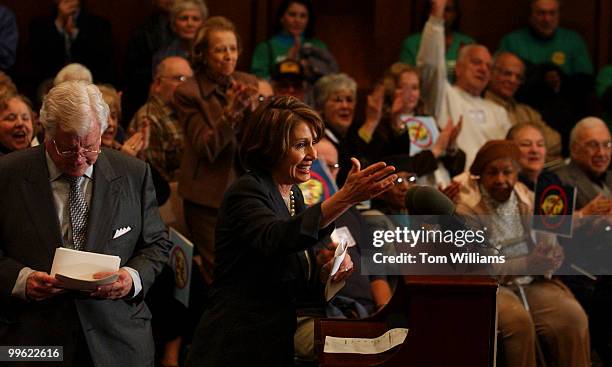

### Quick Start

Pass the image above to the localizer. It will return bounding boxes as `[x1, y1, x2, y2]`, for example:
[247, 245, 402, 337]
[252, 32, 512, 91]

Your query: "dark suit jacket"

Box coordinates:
[187, 169, 332, 367]
[554, 160, 612, 209]
[554, 161, 612, 273]
[0, 146, 171, 367]
[29, 10, 114, 84]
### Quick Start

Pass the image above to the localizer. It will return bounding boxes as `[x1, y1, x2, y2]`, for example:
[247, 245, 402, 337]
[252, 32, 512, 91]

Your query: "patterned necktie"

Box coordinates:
[65, 175, 88, 251]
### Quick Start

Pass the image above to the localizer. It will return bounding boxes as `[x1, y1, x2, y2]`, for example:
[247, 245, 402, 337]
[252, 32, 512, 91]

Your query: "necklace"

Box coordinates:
[281, 188, 296, 217]
[289, 189, 295, 217]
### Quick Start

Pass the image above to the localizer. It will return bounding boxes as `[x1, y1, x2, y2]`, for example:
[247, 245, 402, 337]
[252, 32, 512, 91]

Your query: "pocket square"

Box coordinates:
[113, 226, 131, 239]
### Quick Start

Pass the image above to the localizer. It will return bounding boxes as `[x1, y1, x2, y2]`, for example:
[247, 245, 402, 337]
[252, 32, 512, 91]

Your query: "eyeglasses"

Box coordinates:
[53, 139, 101, 158]
[159, 75, 188, 83]
[326, 162, 340, 171]
[395, 174, 417, 185]
[583, 140, 612, 152]
[492, 67, 525, 83]
[257, 95, 276, 103]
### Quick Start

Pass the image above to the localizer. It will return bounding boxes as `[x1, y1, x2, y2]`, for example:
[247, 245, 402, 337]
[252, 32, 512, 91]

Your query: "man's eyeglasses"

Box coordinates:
[326, 162, 340, 171]
[583, 140, 612, 152]
[159, 75, 188, 83]
[53, 139, 101, 158]
[492, 67, 525, 83]
[257, 95, 276, 103]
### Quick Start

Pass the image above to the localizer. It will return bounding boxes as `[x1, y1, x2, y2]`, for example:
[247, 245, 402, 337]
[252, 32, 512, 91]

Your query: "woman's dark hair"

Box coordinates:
[274, 0, 316, 38]
[240, 95, 324, 171]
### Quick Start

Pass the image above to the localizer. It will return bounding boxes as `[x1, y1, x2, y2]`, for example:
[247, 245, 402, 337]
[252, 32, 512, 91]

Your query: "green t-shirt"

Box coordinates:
[498, 27, 593, 75]
[250, 32, 327, 79]
[597, 66, 612, 131]
[596, 65, 612, 98]
[399, 31, 474, 80]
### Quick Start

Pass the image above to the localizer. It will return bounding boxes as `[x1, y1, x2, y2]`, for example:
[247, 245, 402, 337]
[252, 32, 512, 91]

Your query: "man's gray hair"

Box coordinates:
[456, 44, 489, 65]
[40, 81, 109, 137]
[170, 0, 208, 25]
[569, 116, 608, 146]
[53, 63, 93, 86]
[313, 73, 357, 112]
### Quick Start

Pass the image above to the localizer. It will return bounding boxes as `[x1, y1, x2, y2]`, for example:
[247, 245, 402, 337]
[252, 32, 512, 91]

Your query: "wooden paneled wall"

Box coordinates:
[4, 0, 612, 96]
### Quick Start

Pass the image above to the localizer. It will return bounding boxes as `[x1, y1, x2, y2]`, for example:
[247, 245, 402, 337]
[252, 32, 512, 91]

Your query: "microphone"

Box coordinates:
[404, 185, 455, 216]
[404, 185, 490, 248]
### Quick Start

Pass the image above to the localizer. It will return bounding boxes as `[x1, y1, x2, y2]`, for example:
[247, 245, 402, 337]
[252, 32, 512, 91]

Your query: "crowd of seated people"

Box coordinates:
[1, 0, 611, 366]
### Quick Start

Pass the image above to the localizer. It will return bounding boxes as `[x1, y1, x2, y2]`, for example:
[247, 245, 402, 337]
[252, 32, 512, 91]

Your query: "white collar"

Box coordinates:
[45, 148, 94, 182]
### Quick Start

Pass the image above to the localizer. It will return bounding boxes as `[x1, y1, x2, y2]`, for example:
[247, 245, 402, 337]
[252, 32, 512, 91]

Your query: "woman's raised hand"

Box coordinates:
[339, 158, 397, 205]
[365, 84, 384, 125]
[431, 116, 462, 158]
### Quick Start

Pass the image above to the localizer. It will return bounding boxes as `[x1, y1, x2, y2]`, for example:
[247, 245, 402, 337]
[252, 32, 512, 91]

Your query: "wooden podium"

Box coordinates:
[315, 276, 498, 367]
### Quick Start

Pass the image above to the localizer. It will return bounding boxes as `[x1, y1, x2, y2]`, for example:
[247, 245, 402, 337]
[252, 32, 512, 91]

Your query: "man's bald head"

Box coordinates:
[152, 56, 193, 103]
[489, 52, 525, 99]
[455, 44, 492, 96]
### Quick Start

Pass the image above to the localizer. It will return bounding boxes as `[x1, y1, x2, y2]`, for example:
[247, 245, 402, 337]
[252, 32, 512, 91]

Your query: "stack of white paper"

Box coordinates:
[50, 247, 121, 291]
[324, 240, 348, 301]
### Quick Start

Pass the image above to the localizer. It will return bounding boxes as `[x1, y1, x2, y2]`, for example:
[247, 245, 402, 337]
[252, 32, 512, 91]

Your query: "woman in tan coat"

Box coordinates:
[174, 16, 257, 285]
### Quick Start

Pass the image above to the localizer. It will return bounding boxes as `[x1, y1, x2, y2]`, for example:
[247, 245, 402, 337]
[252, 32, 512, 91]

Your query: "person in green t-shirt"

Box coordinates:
[399, 0, 474, 81]
[250, 0, 337, 83]
[498, 0, 593, 76]
[596, 65, 612, 132]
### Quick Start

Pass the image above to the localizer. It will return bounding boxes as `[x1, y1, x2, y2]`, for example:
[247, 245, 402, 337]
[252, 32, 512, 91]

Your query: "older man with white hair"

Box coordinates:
[556, 117, 612, 207]
[417, 0, 512, 167]
[0, 80, 171, 366]
[555, 116, 612, 365]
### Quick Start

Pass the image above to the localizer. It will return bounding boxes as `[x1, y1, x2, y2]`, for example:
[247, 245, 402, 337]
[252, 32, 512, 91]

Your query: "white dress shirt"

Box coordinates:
[11, 150, 142, 299]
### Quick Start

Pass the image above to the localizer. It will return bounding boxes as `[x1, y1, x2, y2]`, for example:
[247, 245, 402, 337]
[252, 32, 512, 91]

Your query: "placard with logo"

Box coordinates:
[169, 228, 194, 307]
[400, 115, 439, 156]
[532, 182, 577, 237]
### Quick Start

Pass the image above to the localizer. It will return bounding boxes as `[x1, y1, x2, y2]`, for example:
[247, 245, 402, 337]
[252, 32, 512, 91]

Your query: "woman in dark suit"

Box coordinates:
[186, 96, 397, 366]
[174, 16, 258, 285]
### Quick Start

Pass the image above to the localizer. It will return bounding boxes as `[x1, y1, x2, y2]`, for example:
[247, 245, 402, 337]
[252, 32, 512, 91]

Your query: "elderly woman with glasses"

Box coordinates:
[187, 96, 396, 367]
[174, 16, 258, 286]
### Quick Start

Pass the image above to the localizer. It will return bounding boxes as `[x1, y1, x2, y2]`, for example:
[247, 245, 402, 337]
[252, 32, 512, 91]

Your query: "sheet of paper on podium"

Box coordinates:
[324, 328, 409, 354]
[50, 247, 121, 291]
